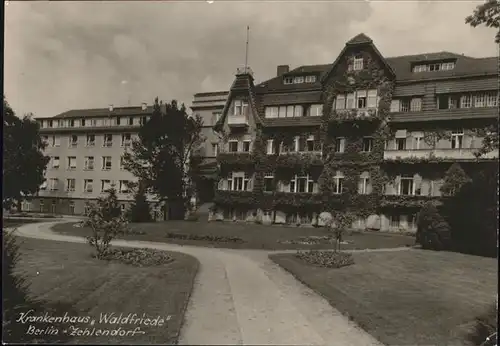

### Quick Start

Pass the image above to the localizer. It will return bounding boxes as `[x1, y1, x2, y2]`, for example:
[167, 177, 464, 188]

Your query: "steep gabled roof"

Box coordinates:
[214, 69, 263, 132]
[255, 64, 329, 93]
[321, 33, 396, 83]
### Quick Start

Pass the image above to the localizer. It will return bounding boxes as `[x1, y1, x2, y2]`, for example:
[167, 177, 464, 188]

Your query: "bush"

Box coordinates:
[98, 248, 174, 267]
[165, 232, 244, 243]
[127, 185, 152, 223]
[466, 304, 497, 346]
[295, 250, 354, 268]
[83, 188, 130, 259]
[416, 202, 451, 251]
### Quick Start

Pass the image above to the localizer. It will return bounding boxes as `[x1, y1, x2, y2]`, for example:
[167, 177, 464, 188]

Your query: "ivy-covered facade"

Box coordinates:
[206, 33, 498, 232]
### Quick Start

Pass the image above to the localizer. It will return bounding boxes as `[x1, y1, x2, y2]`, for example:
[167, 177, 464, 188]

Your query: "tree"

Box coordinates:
[127, 182, 152, 223]
[465, 0, 500, 43]
[440, 163, 471, 197]
[83, 187, 129, 259]
[474, 124, 499, 158]
[416, 202, 451, 251]
[122, 98, 204, 220]
[3, 96, 50, 209]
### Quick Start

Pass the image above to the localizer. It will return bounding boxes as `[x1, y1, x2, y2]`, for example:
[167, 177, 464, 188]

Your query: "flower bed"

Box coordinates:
[295, 250, 354, 268]
[165, 232, 245, 243]
[98, 248, 175, 267]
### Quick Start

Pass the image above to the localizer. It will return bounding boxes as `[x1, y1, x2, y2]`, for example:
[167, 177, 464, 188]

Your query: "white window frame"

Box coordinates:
[400, 99, 410, 112]
[398, 175, 415, 196]
[294, 105, 304, 117]
[84, 156, 94, 170]
[362, 137, 373, 152]
[284, 77, 293, 85]
[242, 140, 251, 153]
[102, 156, 112, 170]
[451, 129, 464, 149]
[263, 173, 274, 192]
[212, 143, 219, 156]
[228, 140, 239, 153]
[412, 133, 423, 150]
[336, 95, 346, 110]
[359, 175, 370, 195]
[265, 106, 279, 118]
[353, 55, 363, 71]
[390, 100, 401, 113]
[228, 172, 250, 191]
[120, 157, 126, 171]
[86, 134, 95, 147]
[333, 172, 344, 194]
[396, 138, 407, 150]
[67, 156, 77, 170]
[121, 133, 132, 147]
[410, 98, 422, 112]
[390, 214, 401, 228]
[474, 94, 486, 108]
[335, 138, 345, 153]
[266, 139, 275, 155]
[346, 93, 355, 109]
[305, 75, 316, 83]
[101, 180, 112, 192]
[66, 179, 76, 192]
[119, 180, 130, 194]
[49, 178, 59, 191]
[460, 95, 472, 108]
[52, 156, 60, 169]
[288, 175, 315, 193]
[293, 76, 304, 84]
[367, 89, 378, 109]
[310, 104, 323, 117]
[84, 179, 93, 193]
[486, 92, 498, 107]
[69, 135, 78, 147]
[305, 135, 315, 152]
[356, 90, 367, 109]
[53, 135, 61, 147]
[103, 134, 113, 147]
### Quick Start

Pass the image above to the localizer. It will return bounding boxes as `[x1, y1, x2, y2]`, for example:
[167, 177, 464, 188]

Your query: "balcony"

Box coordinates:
[227, 114, 249, 128]
[332, 108, 378, 122]
[384, 148, 499, 162]
[275, 152, 323, 169]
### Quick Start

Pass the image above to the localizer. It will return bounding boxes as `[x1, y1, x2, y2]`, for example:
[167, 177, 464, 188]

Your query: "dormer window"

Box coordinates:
[413, 61, 455, 73]
[284, 77, 293, 85]
[234, 100, 248, 116]
[353, 55, 364, 71]
[305, 75, 317, 83]
[293, 76, 304, 84]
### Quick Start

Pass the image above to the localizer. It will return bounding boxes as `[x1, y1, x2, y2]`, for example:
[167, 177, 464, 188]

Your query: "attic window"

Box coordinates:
[284, 77, 293, 85]
[293, 76, 304, 84]
[305, 75, 317, 83]
[353, 55, 364, 71]
[413, 61, 455, 73]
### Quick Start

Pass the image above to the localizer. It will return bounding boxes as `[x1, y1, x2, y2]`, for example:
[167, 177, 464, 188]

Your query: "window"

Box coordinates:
[68, 201, 75, 215]
[84, 156, 94, 170]
[242, 141, 251, 153]
[346, 93, 355, 109]
[460, 95, 472, 108]
[264, 173, 274, 192]
[66, 179, 76, 192]
[102, 156, 112, 170]
[84, 179, 94, 193]
[486, 92, 498, 107]
[294, 105, 303, 117]
[336, 95, 346, 110]
[396, 138, 406, 150]
[288, 175, 315, 193]
[309, 104, 323, 117]
[335, 138, 345, 153]
[305, 75, 317, 83]
[306, 135, 315, 152]
[51, 200, 57, 214]
[390, 100, 400, 112]
[358, 173, 371, 194]
[115, 117, 121, 126]
[410, 98, 422, 112]
[101, 180, 112, 192]
[228, 141, 238, 153]
[451, 129, 464, 149]
[333, 172, 344, 194]
[265, 107, 279, 118]
[390, 214, 400, 228]
[121, 133, 131, 147]
[67, 156, 77, 170]
[356, 90, 367, 109]
[399, 175, 414, 196]
[68, 119, 75, 127]
[39, 200, 45, 212]
[52, 135, 61, 147]
[69, 135, 78, 147]
[48, 120, 54, 128]
[234, 100, 247, 116]
[293, 76, 304, 84]
[353, 55, 363, 71]
[140, 116, 147, 125]
[128, 117, 134, 126]
[413, 65, 427, 73]
[286, 105, 294, 118]
[119, 180, 130, 194]
[367, 90, 378, 108]
[362, 137, 373, 152]
[120, 156, 125, 171]
[400, 99, 410, 112]
[429, 63, 441, 72]
[212, 143, 219, 156]
[90, 119, 97, 127]
[474, 94, 486, 108]
[49, 178, 59, 191]
[52, 156, 60, 169]
[266, 139, 277, 155]
[86, 134, 95, 147]
[228, 172, 250, 191]
[412, 133, 423, 149]
[103, 134, 113, 147]
[284, 77, 293, 85]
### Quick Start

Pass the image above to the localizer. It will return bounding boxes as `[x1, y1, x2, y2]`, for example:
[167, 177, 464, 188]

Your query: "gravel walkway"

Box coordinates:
[12, 220, 390, 346]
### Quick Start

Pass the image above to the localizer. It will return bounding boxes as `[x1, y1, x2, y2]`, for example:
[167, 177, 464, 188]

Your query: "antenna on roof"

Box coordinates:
[244, 25, 249, 73]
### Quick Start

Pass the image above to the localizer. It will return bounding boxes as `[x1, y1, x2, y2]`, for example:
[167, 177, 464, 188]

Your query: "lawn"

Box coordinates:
[3, 218, 43, 228]
[5, 236, 199, 344]
[270, 249, 498, 346]
[51, 221, 416, 250]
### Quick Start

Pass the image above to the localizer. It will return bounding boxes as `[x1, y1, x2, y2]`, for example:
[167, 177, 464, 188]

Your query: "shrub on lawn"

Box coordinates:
[295, 250, 354, 268]
[126, 184, 153, 223]
[465, 304, 497, 346]
[83, 187, 130, 259]
[165, 232, 244, 243]
[98, 248, 175, 267]
[416, 202, 451, 251]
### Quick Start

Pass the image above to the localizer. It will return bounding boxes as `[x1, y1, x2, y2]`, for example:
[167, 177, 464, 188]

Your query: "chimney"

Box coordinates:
[141, 102, 147, 111]
[277, 65, 289, 77]
[109, 104, 114, 112]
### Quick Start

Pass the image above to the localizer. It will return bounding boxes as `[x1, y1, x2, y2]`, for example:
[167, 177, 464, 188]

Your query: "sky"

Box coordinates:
[4, 0, 498, 118]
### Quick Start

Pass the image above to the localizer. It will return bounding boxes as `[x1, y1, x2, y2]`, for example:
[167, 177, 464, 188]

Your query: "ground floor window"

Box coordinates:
[69, 201, 75, 215]
[51, 200, 57, 214]
[21, 201, 32, 212]
[39, 200, 44, 213]
[390, 214, 400, 228]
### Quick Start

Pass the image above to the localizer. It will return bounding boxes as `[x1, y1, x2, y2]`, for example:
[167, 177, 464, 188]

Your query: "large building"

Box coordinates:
[196, 33, 498, 232]
[28, 104, 164, 218]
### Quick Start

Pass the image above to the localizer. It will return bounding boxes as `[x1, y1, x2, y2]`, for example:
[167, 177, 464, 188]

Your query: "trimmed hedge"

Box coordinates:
[165, 232, 244, 243]
[295, 250, 354, 268]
